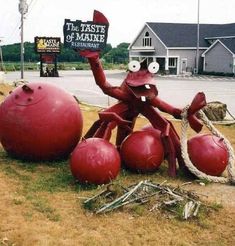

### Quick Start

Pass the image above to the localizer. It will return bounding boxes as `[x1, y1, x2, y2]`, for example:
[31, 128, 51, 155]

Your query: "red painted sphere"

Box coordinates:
[0, 82, 83, 161]
[120, 130, 164, 173]
[70, 138, 121, 184]
[141, 124, 161, 137]
[188, 134, 228, 176]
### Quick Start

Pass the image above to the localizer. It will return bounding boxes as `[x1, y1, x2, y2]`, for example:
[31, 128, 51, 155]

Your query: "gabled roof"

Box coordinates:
[219, 38, 235, 54]
[201, 39, 235, 57]
[146, 22, 235, 48]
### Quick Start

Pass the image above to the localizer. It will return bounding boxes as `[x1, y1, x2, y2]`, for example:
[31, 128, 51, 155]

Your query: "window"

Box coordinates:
[169, 58, 177, 67]
[143, 32, 152, 47]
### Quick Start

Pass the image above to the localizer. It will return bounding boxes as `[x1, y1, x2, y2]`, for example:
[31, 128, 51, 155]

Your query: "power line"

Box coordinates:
[26, 0, 38, 17]
[4, 20, 21, 44]
[4, 0, 38, 44]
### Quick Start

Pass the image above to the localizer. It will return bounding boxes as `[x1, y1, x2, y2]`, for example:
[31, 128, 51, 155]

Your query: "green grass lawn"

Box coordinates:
[2, 61, 127, 72]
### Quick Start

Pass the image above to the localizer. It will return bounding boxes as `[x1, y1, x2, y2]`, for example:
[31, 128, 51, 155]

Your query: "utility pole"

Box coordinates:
[195, 0, 200, 74]
[18, 0, 28, 79]
[0, 37, 5, 72]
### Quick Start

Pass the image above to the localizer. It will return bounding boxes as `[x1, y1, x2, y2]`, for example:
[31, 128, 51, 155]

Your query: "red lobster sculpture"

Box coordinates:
[78, 11, 206, 177]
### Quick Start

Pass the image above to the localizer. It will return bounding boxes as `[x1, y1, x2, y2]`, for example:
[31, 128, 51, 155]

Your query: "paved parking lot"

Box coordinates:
[160, 74, 235, 82]
[3, 70, 235, 117]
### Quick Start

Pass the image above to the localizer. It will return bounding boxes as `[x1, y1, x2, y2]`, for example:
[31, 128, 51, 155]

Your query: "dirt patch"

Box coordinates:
[0, 83, 12, 102]
[0, 83, 235, 245]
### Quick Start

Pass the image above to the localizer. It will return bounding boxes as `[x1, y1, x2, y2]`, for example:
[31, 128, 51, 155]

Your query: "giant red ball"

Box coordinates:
[120, 130, 164, 173]
[0, 82, 83, 161]
[141, 124, 162, 138]
[70, 138, 121, 184]
[188, 134, 228, 176]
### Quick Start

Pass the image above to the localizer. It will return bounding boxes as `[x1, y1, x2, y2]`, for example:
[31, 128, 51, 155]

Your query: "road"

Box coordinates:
[3, 70, 235, 117]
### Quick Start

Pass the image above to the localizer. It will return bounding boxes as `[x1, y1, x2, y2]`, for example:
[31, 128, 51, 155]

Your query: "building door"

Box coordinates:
[181, 58, 187, 73]
[156, 58, 165, 73]
[168, 57, 177, 74]
[142, 57, 154, 67]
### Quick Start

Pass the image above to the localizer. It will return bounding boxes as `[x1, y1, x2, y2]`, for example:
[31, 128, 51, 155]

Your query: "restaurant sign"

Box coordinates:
[35, 37, 61, 53]
[63, 19, 109, 51]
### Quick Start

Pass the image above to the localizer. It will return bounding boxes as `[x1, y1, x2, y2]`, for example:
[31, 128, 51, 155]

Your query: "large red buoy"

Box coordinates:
[120, 130, 164, 173]
[188, 134, 228, 176]
[0, 83, 83, 161]
[141, 124, 162, 138]
[70, 138, 120, 184]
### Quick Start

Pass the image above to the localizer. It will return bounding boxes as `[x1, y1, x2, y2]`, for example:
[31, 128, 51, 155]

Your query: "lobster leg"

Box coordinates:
[93, 121, 117, 141]
[166, 120, 185, 170]
[141, 105, 179, 177]
[84, 101, 134, 143]
[116, 115, 138, 149]
[84, 119, 102, 139]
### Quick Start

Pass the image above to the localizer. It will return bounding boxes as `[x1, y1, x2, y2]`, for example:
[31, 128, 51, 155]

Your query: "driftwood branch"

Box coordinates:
[83, 180, 204, 220]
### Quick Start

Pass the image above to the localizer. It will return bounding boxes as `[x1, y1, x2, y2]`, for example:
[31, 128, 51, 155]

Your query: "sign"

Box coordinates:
[63, 19, 109, 50]
[35, 37, 61, 53]
[41, 54, 55, 64]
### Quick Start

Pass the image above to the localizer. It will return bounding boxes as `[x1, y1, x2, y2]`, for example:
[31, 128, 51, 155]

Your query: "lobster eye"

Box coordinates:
[128, 61, 141, 72]
[148, 62, 159, 73]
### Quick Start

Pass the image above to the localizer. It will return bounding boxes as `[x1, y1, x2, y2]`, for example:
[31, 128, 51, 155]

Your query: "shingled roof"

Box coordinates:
[219, 38, 235, 54]
[146, 22, 235, 48]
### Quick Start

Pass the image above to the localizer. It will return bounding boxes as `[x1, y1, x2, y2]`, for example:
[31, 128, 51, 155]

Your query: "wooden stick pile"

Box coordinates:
[83, 180, 202, 219]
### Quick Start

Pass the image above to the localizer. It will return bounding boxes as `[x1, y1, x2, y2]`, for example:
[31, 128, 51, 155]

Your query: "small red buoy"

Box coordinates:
[70, 138, 121, 184]
[120, 130, 164, 173]
[0, 83, 83, 161]
[188, 134, 228, 176]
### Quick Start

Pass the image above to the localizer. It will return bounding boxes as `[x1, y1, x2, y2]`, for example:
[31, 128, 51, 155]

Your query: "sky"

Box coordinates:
[1, 0, 235, 47]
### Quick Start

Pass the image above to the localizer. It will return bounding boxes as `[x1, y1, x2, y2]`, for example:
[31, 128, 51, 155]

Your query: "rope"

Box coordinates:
[180, 106, 235, 184]
[226, 108, 235, 121]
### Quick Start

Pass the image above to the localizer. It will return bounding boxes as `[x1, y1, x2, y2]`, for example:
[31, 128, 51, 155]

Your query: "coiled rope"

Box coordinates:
[181, 106, 235, 184]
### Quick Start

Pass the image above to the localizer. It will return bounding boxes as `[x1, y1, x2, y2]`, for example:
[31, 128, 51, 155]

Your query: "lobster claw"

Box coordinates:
[188, 92, 207, 133]
[76, 10, 109, 57]
[93, 10, 109, 25]
[78, 10, 109, 59]
[79, 50, 99, 58]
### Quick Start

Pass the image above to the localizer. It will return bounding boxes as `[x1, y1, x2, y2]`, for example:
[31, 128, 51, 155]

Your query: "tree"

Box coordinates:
[103, 42, 130, 64]
[58, 44, 83, 62]
[101, 43, 112, 57]
[2, 43, 21, 62]
[2, 42, 129, 63]
[24, 42, 39, 62]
